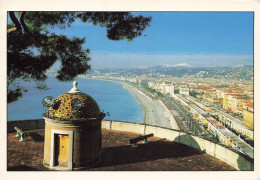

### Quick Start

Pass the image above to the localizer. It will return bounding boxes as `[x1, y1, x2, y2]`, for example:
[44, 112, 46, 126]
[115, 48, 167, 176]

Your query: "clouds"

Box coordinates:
[90, 51, 253, 69]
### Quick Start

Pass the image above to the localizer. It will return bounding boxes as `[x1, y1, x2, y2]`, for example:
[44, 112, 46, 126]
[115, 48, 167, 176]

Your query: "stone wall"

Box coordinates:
[7, 119, 45, 132]
[101, 120, 253, 171]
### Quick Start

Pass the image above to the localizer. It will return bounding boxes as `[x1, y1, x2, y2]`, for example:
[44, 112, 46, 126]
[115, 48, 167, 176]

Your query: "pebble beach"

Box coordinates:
[121, 82, 180, 130]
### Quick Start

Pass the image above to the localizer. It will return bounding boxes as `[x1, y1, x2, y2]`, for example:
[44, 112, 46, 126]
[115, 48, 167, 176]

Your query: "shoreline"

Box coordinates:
[91, 78, 179, 130]
[87, 78, 147, 123]
[124, 83, 179, 130]
[121, 83, 148, 124]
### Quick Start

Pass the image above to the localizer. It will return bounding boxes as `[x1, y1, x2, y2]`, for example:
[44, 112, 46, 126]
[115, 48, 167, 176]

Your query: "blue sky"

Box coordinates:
[22, 12, 256, 69]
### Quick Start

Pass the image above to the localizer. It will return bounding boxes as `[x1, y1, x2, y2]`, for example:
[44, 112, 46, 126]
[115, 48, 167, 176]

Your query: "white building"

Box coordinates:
[147, 81, 174, 96]
[179, 86, 190, 95]
[158, 82, 174, 96]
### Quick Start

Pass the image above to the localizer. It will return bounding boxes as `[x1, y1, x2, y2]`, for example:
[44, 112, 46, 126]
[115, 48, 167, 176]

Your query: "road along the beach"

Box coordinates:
[123, 83, 180, 130]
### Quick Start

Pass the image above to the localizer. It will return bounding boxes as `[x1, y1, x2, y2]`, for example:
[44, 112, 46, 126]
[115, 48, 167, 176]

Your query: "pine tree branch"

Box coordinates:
[19, 12, 60, 47]
[7, 27, 18, 34]
[7, 12, 22, 34]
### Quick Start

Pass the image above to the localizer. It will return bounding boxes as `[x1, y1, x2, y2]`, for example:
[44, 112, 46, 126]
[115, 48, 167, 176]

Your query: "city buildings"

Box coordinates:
[179, 86, 190, 95]
[148, 81, 174, 95]
[243, 103, 254, 130]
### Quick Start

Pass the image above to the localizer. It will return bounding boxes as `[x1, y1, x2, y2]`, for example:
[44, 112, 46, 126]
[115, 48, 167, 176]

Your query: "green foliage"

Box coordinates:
[7, 11, 151, 103]
[190, 90, 198, 97]
[77, 12, 151, 41]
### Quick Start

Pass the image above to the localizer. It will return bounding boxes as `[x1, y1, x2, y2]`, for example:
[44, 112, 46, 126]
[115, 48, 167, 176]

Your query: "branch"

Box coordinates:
[19, 12, 39, 46]
[8, 12, 72, 50]
[18, 12, 57, 47]
[7, 12, 22, 34]
[7, 27, 18, 34]
[19, 12, 29, 33]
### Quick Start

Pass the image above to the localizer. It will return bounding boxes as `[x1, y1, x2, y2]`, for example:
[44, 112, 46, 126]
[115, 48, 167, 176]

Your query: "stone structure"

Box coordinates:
[42, 81, 106, 170]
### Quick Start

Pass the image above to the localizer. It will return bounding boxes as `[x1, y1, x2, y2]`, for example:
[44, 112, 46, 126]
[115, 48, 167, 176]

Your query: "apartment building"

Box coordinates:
[243, 103, 254, 130]
[223, 94, 248, 113]
[148, 81, 174, 95]
[157, 82, 174, 95]
[179, 86, 189, 95]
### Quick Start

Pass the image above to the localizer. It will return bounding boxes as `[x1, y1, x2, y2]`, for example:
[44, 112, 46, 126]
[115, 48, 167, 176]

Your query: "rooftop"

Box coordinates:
[245, 103, 254, 108]
[8, 128, 236, 171]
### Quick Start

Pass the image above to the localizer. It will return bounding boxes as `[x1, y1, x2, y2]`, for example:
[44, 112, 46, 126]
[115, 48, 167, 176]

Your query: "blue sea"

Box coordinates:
[7, 76, 144, 123]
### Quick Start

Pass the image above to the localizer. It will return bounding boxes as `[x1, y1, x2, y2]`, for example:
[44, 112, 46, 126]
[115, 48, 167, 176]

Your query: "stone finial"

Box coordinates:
[69, 81, 81, 93]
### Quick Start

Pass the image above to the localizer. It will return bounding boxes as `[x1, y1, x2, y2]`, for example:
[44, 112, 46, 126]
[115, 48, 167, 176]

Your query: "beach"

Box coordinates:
[121, 82, 180, 130]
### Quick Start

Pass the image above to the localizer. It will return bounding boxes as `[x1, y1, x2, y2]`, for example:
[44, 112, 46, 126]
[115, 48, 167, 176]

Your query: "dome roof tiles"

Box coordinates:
[44, 81, 101, 120]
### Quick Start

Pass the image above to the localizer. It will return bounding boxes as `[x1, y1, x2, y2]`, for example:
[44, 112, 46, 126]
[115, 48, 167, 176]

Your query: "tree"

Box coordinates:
[7, 12, 151, 103]
[190, 90, 198, 97]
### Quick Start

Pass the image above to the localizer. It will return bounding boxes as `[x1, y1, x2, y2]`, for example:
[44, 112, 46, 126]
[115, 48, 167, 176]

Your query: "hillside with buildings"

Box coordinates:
[85, 66, 253, 82]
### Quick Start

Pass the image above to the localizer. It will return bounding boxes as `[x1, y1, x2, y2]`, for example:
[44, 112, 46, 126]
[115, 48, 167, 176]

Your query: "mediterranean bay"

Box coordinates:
[7, 76, 144, 123]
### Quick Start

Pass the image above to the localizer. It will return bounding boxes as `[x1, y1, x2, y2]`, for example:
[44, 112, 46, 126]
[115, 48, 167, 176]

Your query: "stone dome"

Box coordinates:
[45, 81, 101, 120]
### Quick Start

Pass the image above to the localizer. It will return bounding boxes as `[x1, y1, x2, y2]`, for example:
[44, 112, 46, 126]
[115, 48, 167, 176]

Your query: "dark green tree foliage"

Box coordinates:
[7, 12, 151, 103]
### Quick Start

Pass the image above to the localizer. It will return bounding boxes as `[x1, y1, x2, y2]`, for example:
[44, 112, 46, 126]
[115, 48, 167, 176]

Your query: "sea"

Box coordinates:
[7, 76, 144, 123]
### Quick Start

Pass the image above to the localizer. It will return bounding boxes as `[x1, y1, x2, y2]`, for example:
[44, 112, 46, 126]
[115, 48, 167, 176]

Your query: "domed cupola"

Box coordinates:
[42, 81, 105, 170]
[43, 81, 103, 120]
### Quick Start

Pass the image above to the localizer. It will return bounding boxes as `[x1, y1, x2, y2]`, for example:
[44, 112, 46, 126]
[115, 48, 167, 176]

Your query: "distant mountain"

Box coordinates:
[243, 65, 253, 68]
[89, 63, 253, 81]
[94, 64, 253, 71]
[145, 64, 253, 70]
[148, 63, 192, 69]
[205, 66, 232, 70]
[231, 64, 253, 68]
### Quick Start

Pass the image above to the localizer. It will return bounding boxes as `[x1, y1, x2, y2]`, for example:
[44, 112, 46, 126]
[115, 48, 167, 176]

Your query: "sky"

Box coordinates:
[41, 12, 254, 69]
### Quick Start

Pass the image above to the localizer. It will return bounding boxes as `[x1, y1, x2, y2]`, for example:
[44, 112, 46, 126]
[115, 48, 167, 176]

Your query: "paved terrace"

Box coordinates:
[7, 129, 236, 171]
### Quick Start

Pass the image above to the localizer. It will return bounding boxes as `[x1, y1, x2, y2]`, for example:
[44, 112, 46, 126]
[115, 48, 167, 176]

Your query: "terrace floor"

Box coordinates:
[7, 129, 236, 171]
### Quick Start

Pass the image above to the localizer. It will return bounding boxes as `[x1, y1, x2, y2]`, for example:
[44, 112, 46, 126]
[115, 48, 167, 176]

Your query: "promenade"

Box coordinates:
[122, 83, 180, 130]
